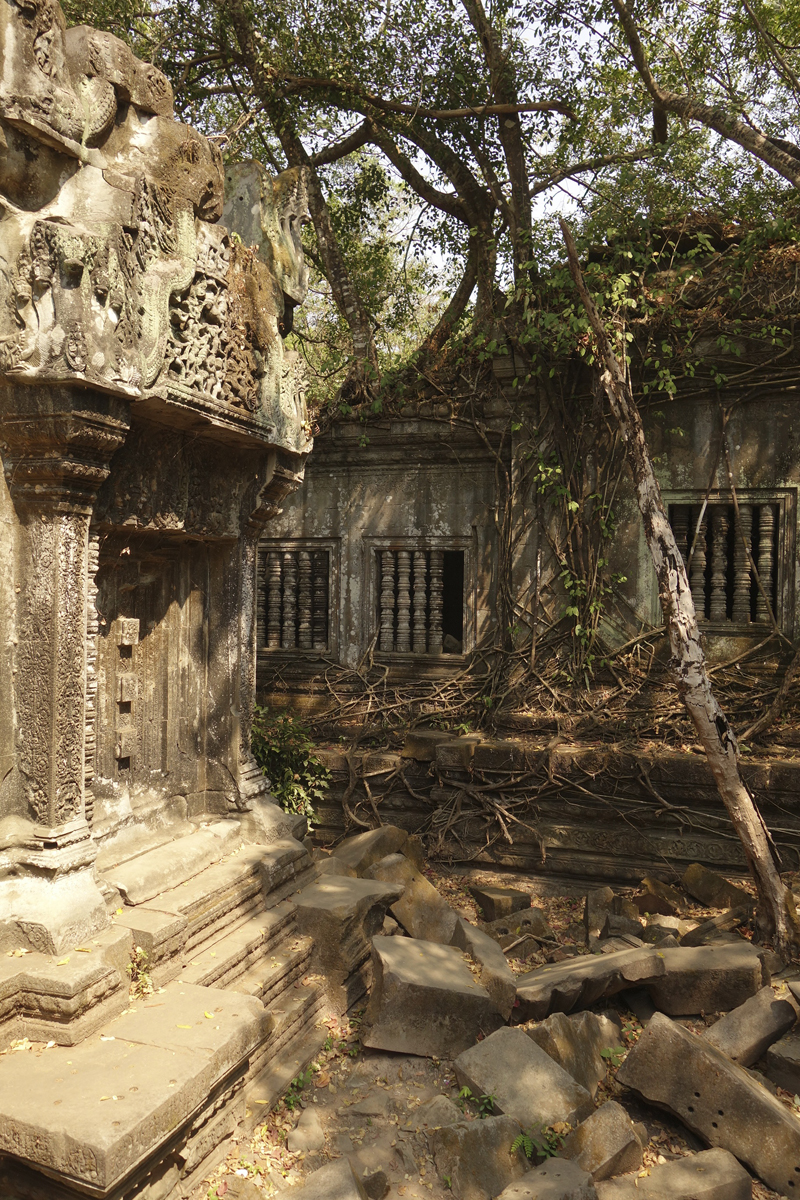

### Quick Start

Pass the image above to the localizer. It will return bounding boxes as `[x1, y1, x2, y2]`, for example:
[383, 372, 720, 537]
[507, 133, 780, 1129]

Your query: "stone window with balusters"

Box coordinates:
[667, 492, 793, 629]
[375, 544, 467, 656]
[257, 544, 333, 651]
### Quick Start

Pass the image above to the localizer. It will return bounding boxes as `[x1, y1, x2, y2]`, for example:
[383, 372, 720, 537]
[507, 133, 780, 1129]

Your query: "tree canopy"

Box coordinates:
[61, 0, 800, 409]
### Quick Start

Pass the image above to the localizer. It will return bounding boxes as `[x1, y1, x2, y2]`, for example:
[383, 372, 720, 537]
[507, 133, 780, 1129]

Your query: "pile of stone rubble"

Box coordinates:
[280, 825, 800, 1200]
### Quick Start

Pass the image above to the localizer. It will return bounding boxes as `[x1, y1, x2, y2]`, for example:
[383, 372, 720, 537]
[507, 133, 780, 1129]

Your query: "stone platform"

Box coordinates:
[0, 811, 353, 1200]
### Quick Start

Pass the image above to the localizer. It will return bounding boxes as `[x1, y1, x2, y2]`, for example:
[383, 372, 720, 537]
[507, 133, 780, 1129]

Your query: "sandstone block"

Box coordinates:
[600, 914, 643, 941]
[523, 1011, 622, 1097]
[616, 1010, 800, 1195]
[763, 1027, 800, 1093]
[363, 1170, 390, 1199]
[330, 826, 409, 875]
[362, 935, 502, 1059]
[391, 872, 458, 944]
[287, 1107, 325, 1152]
[277, 1158, 368, 1200]
[584, 888, 615, 946]
[593, 1148, 751, 1199]
[560, 1101, 642, 1181]
[647, 943, 763, 1016]
[402, 730, 453, 760]
[412, 1094, 462, 1131]
[486, 908, 553, 943]
[454, 1026, 594, 1130]
[496, 1160, 597, 1200]
[362, 852, 418, 886]
[428, 1114, 527, 1200]
[293, 877, 403, 990]
[702, 985, 796, 1065]
[681, 863, 752, 910]
[514, 947, 666, 1022]
[680, 906, 752, 947]
[632, 877, 687, 916]
[452, 916, 517, 1019]
[469, 885, 531, 923]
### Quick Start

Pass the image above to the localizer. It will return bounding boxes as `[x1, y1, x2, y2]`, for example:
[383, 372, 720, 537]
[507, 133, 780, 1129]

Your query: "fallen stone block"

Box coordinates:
[469, 885, 531, 923]
[632, 876, 688, 917]
[616, 1010, 800, 1195]
[514, 946, 666, 1022]
[411, 1094, 463, 1131]
[496, 1159, 597, 1200]
[584, 888, 614, 947]
[454, 1026, 593, 1130]
[452, 916, 517, 1019]
[329, 826, 409, 875]
[600, 913, 644, 941]
[287, 1106, 325, 1152]
[402, 834, 426, 872]
[647, 943, 764, 1016]
[560, 1101, 642, 1181]
[487, 908, 553, 944]
[293, 877, 403, 1008]
[403, 729, 455, 760]
[702, 984, 796, 1065]
[362, 935, 502, 1058]
[680, 906, 752, 947]
[315, 854, 358, 879]
[391, 872, 458, 944]
[523, 1011, 623, 1097]
[277, 1158, 368, 1200]
[362, 1169, 390, 1199]
[593, 1147, 751, 1199]
[362, 852, 418, 886]
[641, 914, 694, 941]
[681, 862, 752, 910]
[428, 1114, 527, 1200]
[763, 1027, 800, 1093]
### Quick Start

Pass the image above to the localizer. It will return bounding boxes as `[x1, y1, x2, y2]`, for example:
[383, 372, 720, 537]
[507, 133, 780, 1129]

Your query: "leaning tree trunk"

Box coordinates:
[560, 218, 800, 960]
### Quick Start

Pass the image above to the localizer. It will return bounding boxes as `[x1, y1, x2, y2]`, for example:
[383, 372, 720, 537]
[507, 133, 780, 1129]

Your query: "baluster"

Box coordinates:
[671, 505, 690, 570]
[412, 550, 428, 653]
[396, 550, 411, 651]
[256, 551, 267, 648]
[429, 550, 444, 653]
[756, 504, 776, 623]
[266, 552, 282, 648]
[709, 506, 729, 621]
[732, 504, 752, 624]
[312, 551, 328, 649]
[297, 551, 312, 649]
[689, 506, 708, 619]
[379, 551, 396, 651]
[281, 551, 297, 648]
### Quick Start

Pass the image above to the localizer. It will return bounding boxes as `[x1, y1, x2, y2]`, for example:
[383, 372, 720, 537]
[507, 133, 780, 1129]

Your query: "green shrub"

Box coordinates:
[251, 706, 330, 827]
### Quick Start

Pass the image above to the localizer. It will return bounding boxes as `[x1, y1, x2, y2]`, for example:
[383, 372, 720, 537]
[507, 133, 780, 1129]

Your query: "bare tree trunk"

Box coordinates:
[560, 217, 800, 960]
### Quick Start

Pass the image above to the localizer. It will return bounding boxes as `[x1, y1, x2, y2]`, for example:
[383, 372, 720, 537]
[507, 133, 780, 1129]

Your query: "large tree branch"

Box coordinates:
[529, 149, 655, 196]
[611, 0, 800, 188]
[416, 245, 479, 360]
[276, 71, 575, 120]
[367, 124, 469, 222]
[560, 215, 800, 959]
[311, 121, 373, 166]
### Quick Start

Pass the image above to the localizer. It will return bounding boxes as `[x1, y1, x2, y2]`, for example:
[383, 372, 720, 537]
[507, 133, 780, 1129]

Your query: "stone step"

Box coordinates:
[243, 1010, 328, 1135]
[94, 818, 197, 874]
[231, 932, 313, 1006]
[114, 838, 312, 984]
[0, 926, 132, 1049]
[178, 903, 297, 990]
[103, 819, 245, 904]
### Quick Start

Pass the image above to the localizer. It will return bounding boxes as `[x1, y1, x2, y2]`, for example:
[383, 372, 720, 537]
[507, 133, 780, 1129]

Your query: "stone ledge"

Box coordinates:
[0, 981, 269, 1195]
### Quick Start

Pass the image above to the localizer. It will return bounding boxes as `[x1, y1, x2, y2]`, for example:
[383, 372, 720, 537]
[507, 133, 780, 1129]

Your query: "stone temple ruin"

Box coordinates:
[1, 5, 800, 1200]
[0, 0, 343, 1194]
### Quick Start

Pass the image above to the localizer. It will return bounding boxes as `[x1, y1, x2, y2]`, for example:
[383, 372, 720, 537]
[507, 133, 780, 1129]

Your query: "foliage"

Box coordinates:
[512, 1123, 568, 1161]
[283, 1066, 314, 1111]
[251, 707, 330, 825]
[599, 1044, 627, 1069]
[127, 944, 153, 998]
[457, 1086, 497, 1117]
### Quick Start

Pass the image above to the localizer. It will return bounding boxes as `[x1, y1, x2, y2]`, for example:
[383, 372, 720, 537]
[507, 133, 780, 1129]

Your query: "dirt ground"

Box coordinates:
[204, 865, 795, 1200]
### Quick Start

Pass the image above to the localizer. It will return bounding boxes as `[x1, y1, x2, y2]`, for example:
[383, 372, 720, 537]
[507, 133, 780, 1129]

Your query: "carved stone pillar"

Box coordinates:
[709, 506, 729, 622]
[396, 550, 412, 652]
[0, 387, 129, 951]
[266, 551, 282, 648]
[689, 506, 708, 620]
[732, 504, 752, 624]
[281, 550, 297, 648]
[298, 550, 312, 649]
[413, 551, 428, 652]
[312, 551, 328, 650]
[756, 503, 776, 623]
[429, 550, 444, 652]
[380, 551, 396, 652]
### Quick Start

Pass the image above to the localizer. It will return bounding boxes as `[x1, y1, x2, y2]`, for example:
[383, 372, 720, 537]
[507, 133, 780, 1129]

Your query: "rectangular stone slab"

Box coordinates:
[362, 935, 502, 1059]
[514, 947, 666, 1022]
[647, 943, 764, 1016]
[616, 1010, 800, 1195]
[594, 1147, 751, 1199]
[0, 981, 269, 1192]
[454, 1026, 594, 1130]
[702, 984, 796, 1065]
